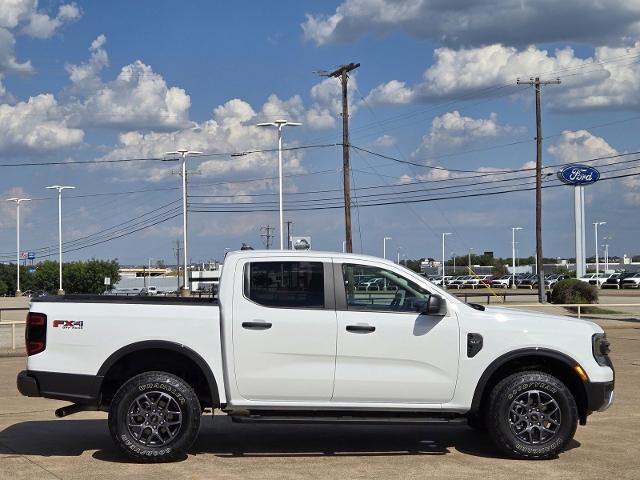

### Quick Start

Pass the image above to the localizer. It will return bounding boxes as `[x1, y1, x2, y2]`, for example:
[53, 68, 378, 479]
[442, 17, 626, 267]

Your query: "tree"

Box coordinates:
[63, 259, 121, 294]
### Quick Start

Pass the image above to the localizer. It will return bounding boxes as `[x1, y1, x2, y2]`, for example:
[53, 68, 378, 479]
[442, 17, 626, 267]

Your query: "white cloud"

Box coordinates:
[548, 130, 640, 205]
[414, 111, 519, 156]
[366, 42, 640, 112]
[0, 1, 80, 77]
[95, 98, 306, 183]
[302, 0, 640, 48]
[65, 37, 191, 131]
[548, 130, 617, 165]
[21, 2, 81, 39]
[65, 34, 108, 95]
[0, 93, 83, 152]
[305, 76, 358, 129]
[365, 79, 413, 105]
[372, 134, 396, 147]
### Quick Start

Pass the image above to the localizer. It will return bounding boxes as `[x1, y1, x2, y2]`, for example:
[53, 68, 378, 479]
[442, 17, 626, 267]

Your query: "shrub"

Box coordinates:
[551, 279, 598, 305]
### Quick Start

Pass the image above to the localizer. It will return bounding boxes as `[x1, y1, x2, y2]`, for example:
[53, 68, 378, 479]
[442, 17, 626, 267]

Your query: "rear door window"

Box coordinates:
[245, 261, 325, 308]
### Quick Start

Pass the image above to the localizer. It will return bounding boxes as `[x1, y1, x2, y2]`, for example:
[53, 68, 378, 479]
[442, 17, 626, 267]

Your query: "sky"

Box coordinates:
[1, 0, 640, 266]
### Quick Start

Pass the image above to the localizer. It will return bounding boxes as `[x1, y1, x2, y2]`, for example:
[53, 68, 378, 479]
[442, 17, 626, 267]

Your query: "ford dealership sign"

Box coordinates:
[558, 164, 600, 185]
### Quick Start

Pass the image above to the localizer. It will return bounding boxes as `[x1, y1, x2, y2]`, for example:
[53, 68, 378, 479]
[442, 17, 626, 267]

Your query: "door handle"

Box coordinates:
[346, 324, 376, 333]
[242, 321, 273, 330]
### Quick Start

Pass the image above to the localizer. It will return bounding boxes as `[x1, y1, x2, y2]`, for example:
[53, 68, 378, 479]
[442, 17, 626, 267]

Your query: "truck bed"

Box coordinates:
[32, 294, 218, 305]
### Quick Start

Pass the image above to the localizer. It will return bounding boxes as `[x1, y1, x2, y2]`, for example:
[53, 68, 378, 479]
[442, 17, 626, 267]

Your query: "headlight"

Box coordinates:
[592, 333, 611, 367]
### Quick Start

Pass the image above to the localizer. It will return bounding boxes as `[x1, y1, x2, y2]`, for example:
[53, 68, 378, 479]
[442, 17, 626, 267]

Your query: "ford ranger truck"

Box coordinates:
[17, 250, 614, 462]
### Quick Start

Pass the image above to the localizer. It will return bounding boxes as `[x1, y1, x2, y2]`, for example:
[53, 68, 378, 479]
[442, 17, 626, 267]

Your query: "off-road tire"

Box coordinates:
[487, 371, 578, 459]
[108, 371, 201, 463]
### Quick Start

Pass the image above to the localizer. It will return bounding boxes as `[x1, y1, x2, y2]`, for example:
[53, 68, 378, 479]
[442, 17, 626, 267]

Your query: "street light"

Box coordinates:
[468, 247, 474, 275]
[165, 149, 203, 296]
[593, 221, 606, 286]
[442, 232, 452, 287]
[256, 119, 301, 250]
[383, 236, 392, 260]
[397, 246, 402, 264]
[6, 197, 31, 296]
[46, 185, 75, 294]
[452, 252, 456, 274]
[512, 227, 523, 289]
[147, 257, 154, 288]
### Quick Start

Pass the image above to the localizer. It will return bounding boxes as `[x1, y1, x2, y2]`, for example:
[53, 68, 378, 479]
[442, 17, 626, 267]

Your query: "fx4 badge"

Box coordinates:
[52, 320, 83, 330]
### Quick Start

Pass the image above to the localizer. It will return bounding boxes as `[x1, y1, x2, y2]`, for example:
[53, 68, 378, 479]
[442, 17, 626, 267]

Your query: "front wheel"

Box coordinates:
[108, 371, 201, 463]
[487, 371, 578, 459]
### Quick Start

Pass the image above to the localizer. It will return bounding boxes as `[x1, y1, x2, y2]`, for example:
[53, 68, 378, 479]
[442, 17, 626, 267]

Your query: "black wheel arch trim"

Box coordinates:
[97, 340, 221, 408]
[470, 348, 587, 415]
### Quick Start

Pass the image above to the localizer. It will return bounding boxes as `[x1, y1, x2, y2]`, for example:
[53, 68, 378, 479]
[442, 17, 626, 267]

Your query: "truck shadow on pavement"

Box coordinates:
[0, 417, 580, 462]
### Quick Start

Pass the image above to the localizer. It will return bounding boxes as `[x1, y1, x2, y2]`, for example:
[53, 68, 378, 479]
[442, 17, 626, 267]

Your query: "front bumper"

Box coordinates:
[586, 380, 615, 413]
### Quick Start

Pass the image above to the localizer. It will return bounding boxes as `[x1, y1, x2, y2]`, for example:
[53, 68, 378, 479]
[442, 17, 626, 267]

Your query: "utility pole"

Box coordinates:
[285, 221, 293, 250]
[517, 76, 560, 303]
[260, 225, 275, 249]
[323, 62, 360, 253]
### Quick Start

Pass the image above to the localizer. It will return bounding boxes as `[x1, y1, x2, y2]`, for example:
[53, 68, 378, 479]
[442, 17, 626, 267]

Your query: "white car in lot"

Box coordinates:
[621, 273, 640, 288]
[18, 250, 614, 463]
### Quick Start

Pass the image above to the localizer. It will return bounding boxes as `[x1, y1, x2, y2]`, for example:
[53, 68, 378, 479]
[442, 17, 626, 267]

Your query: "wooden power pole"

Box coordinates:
[326, 62, 360, 253]
[517, 76, 561, 303]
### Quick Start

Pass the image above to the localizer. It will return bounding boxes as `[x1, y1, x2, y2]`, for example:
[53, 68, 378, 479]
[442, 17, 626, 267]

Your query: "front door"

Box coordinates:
[232, 258, 337, 401]
[333, 261, 459, 404]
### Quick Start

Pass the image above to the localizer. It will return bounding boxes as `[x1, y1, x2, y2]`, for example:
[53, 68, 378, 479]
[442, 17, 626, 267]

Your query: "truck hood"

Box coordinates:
[481, 305, 604, 335]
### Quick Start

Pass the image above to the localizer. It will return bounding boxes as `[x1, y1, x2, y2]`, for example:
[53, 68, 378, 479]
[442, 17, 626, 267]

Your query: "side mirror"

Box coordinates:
[416, 294, 446, 315]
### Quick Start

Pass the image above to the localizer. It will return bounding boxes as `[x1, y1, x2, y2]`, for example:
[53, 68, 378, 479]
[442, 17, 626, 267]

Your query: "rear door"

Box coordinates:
[231, 257, 337, 401]
[333, 260, 460, 404]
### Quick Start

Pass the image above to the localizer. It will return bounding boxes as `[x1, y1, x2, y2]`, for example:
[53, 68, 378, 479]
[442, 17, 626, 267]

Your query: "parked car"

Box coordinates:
[515, 273, 535, 287]
[588, 274, 613, 287]
[578, 273, 598, 283]
[621, 273, 640, 288]
[491, 275, 512, 288]
[18, 250, 614, 462]
[602, 272, 636, 289]
[545, 274, 569, 288]
[448, 275, 471, 288]
[464, 275, 492, 288]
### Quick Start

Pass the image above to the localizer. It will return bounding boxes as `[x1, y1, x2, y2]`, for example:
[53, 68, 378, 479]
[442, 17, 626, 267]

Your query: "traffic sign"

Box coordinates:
[20, 251, 28, 260]
[27, 251, 35, 260]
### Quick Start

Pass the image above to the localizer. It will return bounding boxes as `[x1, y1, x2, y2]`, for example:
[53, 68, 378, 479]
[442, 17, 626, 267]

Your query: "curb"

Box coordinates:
[0, 351, 25, 358]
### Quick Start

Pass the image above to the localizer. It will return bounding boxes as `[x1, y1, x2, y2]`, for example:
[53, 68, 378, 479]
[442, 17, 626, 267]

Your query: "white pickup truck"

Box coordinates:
[17, 250, 614, 462]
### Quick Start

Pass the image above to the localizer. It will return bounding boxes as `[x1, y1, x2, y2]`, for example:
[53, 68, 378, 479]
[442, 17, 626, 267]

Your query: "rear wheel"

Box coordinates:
[487, 371, 578, 459]
[108, 371, 201, 463]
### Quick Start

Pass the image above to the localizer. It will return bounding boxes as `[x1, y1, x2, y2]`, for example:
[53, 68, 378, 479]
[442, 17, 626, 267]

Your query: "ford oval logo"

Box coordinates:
[557, 164, 600, 185]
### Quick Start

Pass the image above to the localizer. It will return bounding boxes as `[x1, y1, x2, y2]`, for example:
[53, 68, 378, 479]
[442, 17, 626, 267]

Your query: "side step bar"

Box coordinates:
[231, 414, 466, 426]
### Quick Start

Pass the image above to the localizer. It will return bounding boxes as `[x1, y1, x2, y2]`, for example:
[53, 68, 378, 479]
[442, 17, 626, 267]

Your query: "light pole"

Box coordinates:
[593, 221, 606, 285]
[46, 186, 75, 294]
[256, 119, 301, 250]
[6, 197, 31, 296]
[602, 243, 609, 273]
[383, 236, 392, 260]
[512, 227, 523, 289]
[442, 232, 452, 286]
[452, 252, 456, 274]
[165, 149, 203, 296]
[342, 240, 346, 253]
[148, 257, 154, 288]
[397, 246, 402, 264]
[468, 247, 474, 275]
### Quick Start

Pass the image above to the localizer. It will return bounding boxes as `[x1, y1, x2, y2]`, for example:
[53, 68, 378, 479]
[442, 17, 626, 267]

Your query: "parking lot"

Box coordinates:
[0, 321, 638, 480]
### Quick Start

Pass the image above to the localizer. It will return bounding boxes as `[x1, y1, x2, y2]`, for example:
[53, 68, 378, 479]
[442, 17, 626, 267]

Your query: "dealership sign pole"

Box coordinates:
[557, 165, 600, 278]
